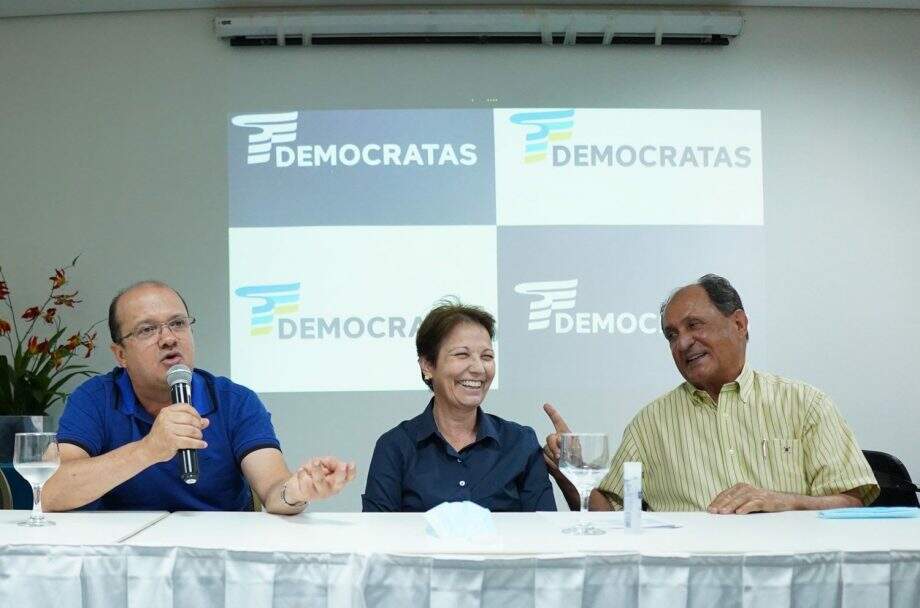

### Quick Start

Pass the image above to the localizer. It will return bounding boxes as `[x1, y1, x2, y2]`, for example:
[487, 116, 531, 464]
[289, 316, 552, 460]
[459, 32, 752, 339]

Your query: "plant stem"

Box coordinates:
[0, 267, 22, 344]
[3, 330, 14, 359]
[22, 293, 54, 343]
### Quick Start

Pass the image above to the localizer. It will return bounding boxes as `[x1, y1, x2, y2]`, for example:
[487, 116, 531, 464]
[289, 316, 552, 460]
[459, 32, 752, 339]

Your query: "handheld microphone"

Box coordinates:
[166, 364, 198, 485]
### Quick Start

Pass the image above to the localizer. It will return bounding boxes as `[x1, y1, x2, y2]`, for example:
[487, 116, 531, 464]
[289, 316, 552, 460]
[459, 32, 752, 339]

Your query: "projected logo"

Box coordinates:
[514, 279, 660, 335]
[231, 112, 299, 165]
[509, 109, 575, 163]
[513, 280, 578, 330]
[504, 109, 755, 170]
[234, 282, 301, 336]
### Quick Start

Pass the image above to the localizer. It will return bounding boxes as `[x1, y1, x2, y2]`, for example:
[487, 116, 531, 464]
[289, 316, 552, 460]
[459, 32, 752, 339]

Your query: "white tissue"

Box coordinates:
[425, 501, 498, 541]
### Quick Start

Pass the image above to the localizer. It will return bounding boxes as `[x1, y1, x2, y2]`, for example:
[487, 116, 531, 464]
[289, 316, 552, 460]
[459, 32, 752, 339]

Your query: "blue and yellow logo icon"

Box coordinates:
[510, 109, 575, 163]
[235, 283, 301, 336]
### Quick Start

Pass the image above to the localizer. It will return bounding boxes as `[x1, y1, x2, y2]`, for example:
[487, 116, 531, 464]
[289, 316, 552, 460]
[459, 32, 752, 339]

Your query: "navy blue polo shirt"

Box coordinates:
[56, 367, 280, 511]
[362, 400, 556, 512]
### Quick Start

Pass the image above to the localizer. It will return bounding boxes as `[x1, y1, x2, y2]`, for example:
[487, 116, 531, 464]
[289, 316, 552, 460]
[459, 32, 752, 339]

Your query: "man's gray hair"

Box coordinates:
[660, 274, 748, 339]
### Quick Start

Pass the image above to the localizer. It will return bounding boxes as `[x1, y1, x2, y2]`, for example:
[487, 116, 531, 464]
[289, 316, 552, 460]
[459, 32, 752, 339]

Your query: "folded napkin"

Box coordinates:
[425, 501, 498, 540]
[818, 507, 920, 519]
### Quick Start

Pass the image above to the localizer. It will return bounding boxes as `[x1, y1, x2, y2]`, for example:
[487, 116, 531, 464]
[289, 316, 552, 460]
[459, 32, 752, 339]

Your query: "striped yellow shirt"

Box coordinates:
[597, 365, 879, 511]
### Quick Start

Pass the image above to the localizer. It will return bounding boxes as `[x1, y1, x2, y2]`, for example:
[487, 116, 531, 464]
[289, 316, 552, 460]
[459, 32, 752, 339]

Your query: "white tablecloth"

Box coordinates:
[0, 510, 168, 545]
[1, 510, 918, 607]
[0, 510, 168, 607]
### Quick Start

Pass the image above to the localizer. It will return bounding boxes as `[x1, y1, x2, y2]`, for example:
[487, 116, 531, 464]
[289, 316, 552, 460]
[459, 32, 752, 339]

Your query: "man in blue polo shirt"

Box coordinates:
[43, 280, 355, 513]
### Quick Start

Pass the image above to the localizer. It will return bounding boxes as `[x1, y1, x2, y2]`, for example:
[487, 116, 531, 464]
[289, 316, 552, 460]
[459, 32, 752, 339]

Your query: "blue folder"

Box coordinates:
[818, 507, 920, 519]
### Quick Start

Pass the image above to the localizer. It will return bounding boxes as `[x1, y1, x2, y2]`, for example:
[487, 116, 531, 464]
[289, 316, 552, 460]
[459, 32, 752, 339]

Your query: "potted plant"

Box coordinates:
[0, 257, 99, 463]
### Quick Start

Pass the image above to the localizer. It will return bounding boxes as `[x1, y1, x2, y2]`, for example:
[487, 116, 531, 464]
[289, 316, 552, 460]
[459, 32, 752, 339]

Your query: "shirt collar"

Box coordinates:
[681, 361, 754, 406]
[411, 398, 501, 447]
[476, 408, 501, 445]
[409, 399, 439, 443]
[736, 362, 755, 404]
[115, 367, 215, 423]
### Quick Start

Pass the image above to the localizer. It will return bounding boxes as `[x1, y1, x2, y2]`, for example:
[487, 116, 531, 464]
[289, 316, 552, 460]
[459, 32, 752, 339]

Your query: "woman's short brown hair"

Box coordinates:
[416, 298, 495, 390]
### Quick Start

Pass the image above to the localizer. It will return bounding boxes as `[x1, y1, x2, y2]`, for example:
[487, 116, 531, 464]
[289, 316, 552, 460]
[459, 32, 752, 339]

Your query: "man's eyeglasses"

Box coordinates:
[120, 316, 196, 342]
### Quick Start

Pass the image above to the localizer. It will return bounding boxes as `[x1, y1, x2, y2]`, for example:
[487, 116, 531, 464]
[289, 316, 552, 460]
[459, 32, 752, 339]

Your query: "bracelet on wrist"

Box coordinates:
[281, 481, 309, 508]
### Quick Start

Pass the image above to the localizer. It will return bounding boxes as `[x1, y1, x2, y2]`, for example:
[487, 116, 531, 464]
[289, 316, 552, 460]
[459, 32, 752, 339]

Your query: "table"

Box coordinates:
[0, 510, 168, 606]
[1, 510, 918, 607]
[0, 510, 168, 545]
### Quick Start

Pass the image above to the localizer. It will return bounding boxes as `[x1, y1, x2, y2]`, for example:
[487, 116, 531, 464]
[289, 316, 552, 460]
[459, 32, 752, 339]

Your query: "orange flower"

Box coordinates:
[0, 318, 10, 335]
[22, 306, 40, 321]
[50, 268, 67, 290]
[27, 336, 50, 355]
[66, 333, 82, 351]
[0, 281, 9, 300]
[82, 331, 97, 358]
[42, 307, 57, 324]
[51, 347, 69, 369]
[53, 292, 81, 308]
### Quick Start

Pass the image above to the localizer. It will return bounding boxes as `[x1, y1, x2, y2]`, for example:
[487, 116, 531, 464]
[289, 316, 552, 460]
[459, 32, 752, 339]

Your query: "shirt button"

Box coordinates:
[728, 448, 735, 455]
[459, 480, 466, 487]
[457, 458, 462, 463]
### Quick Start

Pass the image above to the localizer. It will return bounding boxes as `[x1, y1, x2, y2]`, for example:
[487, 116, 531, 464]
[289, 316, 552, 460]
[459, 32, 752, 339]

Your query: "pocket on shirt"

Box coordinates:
[764, 438, 808, 494]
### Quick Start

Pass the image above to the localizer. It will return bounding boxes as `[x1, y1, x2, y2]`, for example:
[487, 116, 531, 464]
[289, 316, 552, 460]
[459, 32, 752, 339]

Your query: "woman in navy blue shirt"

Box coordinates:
[362, 300, 556, 512]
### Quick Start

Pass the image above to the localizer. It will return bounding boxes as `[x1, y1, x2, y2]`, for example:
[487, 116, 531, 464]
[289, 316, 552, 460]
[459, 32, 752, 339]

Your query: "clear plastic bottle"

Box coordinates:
[623, 461, 642, 534]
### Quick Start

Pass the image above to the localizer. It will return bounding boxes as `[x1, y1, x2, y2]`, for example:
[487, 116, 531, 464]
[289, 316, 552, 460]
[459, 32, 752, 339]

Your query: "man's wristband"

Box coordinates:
[281, 482, 309, 508]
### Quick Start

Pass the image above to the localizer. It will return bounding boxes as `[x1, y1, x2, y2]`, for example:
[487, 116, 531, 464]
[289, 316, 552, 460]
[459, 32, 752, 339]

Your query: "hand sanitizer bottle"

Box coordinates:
[624, 461, 642, 534]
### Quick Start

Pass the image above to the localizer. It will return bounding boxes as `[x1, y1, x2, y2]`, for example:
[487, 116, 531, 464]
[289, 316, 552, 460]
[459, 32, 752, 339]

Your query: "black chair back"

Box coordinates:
[0, 469, 12, 510]
[251, 487, 263, 512]
[863, 450, 919, 507]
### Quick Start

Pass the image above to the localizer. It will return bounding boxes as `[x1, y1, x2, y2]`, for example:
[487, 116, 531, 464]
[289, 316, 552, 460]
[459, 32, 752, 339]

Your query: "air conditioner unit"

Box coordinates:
[215, 8, 743, 47]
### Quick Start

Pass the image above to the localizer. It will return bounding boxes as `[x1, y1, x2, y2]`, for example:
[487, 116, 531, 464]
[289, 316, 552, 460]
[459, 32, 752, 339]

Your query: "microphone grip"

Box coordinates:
[170, 381, 199, 485]
[179, 449, 199, 485]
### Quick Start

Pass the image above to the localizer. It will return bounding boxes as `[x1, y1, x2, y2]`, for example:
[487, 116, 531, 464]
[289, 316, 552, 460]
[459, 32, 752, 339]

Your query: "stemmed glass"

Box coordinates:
[559, 433, 609, 535]
[13, 432, 60, 527]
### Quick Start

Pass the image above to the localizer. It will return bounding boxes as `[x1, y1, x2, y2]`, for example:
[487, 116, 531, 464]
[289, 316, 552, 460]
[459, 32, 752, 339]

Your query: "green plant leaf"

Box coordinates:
[0, 256, 100, 415]
[33, 371, 52, 391]
[13, 343, 26, 375]
[0, 354, 13, 408]
[46, 327, 67, 348]
[35, 356, 55, 380]
[47, 368, 93, 395]
[30, 386, 49, 409]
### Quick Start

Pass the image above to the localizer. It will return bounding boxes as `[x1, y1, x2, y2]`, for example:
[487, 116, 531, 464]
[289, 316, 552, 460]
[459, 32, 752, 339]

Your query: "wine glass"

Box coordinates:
[13, 432, 60, 527]
[559, 433, 609, 535]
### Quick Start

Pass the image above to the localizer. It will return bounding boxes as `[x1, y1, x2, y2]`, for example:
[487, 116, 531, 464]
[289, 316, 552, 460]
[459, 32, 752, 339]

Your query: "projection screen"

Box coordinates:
[228, 108, 764, 395]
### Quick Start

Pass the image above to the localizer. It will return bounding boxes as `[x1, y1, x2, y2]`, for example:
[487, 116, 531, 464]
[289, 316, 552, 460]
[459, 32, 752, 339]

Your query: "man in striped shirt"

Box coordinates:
[544, 274, 878, 513]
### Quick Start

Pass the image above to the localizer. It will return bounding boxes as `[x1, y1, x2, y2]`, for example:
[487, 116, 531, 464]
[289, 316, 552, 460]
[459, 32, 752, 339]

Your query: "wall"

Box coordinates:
[1, 7, 918, 511]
